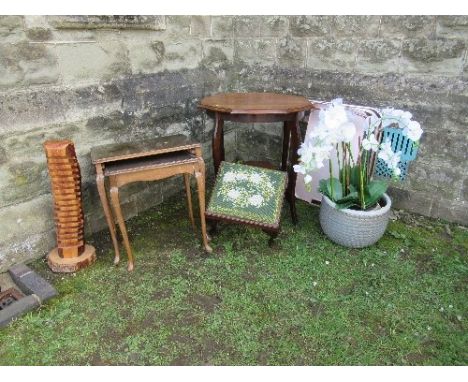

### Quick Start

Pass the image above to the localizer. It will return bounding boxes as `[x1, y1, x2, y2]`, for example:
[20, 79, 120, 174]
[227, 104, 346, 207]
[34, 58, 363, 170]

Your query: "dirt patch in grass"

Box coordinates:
[191, 294, 222, 313]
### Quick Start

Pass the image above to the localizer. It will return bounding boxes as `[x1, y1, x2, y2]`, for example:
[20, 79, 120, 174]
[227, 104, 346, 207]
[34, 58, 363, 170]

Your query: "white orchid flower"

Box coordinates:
[338, 121, 356, 143]
[404, 120, 423, 142]
[362, 134, 380, 152]
[293, 164, 306, 174]
[378, 139, 394, 162]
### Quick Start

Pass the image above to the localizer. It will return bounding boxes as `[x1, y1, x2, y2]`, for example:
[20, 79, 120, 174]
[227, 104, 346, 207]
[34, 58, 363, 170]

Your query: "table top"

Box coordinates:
[90, 134, 199, 164]
[199, 92, 314, 114]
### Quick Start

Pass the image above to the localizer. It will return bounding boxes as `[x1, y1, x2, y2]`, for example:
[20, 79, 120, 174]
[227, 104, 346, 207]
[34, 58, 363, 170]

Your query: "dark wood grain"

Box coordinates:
[200, 92, 314, 114]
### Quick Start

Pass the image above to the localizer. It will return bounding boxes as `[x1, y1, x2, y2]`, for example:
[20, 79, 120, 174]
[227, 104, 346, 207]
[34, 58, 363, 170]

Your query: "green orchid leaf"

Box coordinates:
[319, 178, 342, 201]
[364, 180, 388, 209]
[336, 191, 359, 204]
[335, 191, 360, 210]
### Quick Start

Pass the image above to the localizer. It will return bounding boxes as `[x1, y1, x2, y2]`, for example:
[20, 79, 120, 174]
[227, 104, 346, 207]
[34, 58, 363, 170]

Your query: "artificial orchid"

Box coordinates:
[295, 99, 423, 210]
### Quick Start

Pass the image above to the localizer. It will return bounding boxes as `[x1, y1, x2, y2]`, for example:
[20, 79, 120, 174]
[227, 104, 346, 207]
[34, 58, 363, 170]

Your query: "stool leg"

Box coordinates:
[195, 163, 213, 253]
[96, 167, 121, 265]
[183, 173, 196, 232]
[109, 185, 135, 271]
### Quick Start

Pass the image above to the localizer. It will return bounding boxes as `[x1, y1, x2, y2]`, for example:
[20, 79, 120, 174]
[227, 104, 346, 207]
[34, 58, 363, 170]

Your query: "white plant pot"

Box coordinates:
[319, 193, 392, 248]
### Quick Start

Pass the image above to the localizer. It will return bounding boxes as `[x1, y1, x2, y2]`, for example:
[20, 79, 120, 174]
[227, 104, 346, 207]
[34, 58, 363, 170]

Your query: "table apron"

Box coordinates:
[207, 111, 302, 123]
[109, 161, 202, 188]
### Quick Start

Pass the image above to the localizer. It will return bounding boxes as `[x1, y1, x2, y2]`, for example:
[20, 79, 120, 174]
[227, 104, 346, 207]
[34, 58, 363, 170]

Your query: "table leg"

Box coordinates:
[212, 112, 225, 174]
[109, 180, 135, 271]
[195, 160, 213, 253]
[95, 164, 121, 265]
[287, 115, 302, 225]
[281, 121, 291, 172]
[183, 173, 196, 231]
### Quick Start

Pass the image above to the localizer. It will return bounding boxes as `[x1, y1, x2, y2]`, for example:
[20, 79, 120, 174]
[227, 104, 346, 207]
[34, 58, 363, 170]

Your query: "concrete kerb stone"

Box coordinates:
[0, 295, 40, 328]
[8, 263, 58, 302]
[0, 264, 57, 328]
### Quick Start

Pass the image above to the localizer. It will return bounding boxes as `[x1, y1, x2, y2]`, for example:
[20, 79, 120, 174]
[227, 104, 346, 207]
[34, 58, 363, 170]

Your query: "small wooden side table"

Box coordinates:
[199, 92, 315, 224]
[91, 135, 212, 271]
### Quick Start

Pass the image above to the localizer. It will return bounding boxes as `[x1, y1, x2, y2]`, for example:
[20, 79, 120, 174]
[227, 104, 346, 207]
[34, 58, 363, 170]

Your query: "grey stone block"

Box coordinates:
[48, 15, 166, 30]
[290, 16, 334, 37]
[259, 16, 289, 37]
[9, 264, 57, 302]
[380, 16, 436, 38]
[0, 295, 40, 328]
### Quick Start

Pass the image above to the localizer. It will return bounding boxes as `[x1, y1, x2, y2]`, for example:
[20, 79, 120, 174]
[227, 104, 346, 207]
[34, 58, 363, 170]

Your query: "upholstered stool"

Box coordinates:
[205, 162, 287, 243]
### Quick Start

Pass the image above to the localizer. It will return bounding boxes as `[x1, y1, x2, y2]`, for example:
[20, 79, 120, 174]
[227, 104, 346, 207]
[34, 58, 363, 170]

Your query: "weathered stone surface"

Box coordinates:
[290, 16, 334, 37]
[463, 178, 468, 202]
[407, 161, 463, 200]
[0, 82, 122, 134]
[233, 16, 261, 38]
[0, 42, 59, 88]
[211, 16, 233, 39]
[0, 26, 25, 43]
[0, 16, 23, 30]
[23, 16, 49, 29]
[236, 127, 282, 165]
[55, 41, 131, 84]
[127, 40, 165, 74]
[380, 16, 436, 38]
[0, 145, 7, 165]
[437, 16, 468, 38]
[259, 16, 289, 37]
[277, 36, 306, 68]
[401, 38, 465, 74]
[202, 39, 234, 71]
[356, 39, 401, 73]
[162, 16, 191, 40]
[333, 16, 380, 37]
[0, 159, 47, 208]
[430, 198, 468, 225]
[48, 15, 166, 30]
[234, 39, 276, 66]
[163, 40, 202, 71]
[0, 193, 54, 238]
[26, 27, 52, 41]
[308, 38, 357, 71]
[191, 16, 211, 38]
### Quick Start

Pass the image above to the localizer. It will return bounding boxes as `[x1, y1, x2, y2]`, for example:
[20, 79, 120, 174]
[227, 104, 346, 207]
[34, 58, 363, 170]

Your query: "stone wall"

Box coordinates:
[0, 15, 467, 271]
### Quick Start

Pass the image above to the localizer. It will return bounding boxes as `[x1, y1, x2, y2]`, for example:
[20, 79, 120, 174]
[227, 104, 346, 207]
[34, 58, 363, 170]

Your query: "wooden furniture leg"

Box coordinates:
[95, 164, 121, 265]
[212, 112, 225, 174]
[194, 160, 213, 253]
[109, 180, 135, 271]
[287, 116, 302, 225]
[281, 121, 291, 172]
[183, 173, 196, 231]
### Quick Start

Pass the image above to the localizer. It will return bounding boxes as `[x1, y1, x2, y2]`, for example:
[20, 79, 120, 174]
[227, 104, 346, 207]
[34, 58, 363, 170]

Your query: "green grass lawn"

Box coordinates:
[0, 192, 467, 365]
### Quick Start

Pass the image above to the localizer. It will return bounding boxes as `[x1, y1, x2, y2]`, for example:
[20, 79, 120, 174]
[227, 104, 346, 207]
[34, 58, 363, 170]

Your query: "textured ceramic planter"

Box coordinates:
[319, 193, 392, 248]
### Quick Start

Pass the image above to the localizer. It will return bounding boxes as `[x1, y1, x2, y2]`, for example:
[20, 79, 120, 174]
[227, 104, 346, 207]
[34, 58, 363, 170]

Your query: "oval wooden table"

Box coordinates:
[199, 92, 315, 224]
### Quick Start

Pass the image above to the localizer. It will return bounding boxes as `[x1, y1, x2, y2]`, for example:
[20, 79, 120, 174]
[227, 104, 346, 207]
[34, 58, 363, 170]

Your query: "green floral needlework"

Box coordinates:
[207, 162, 287, 225]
